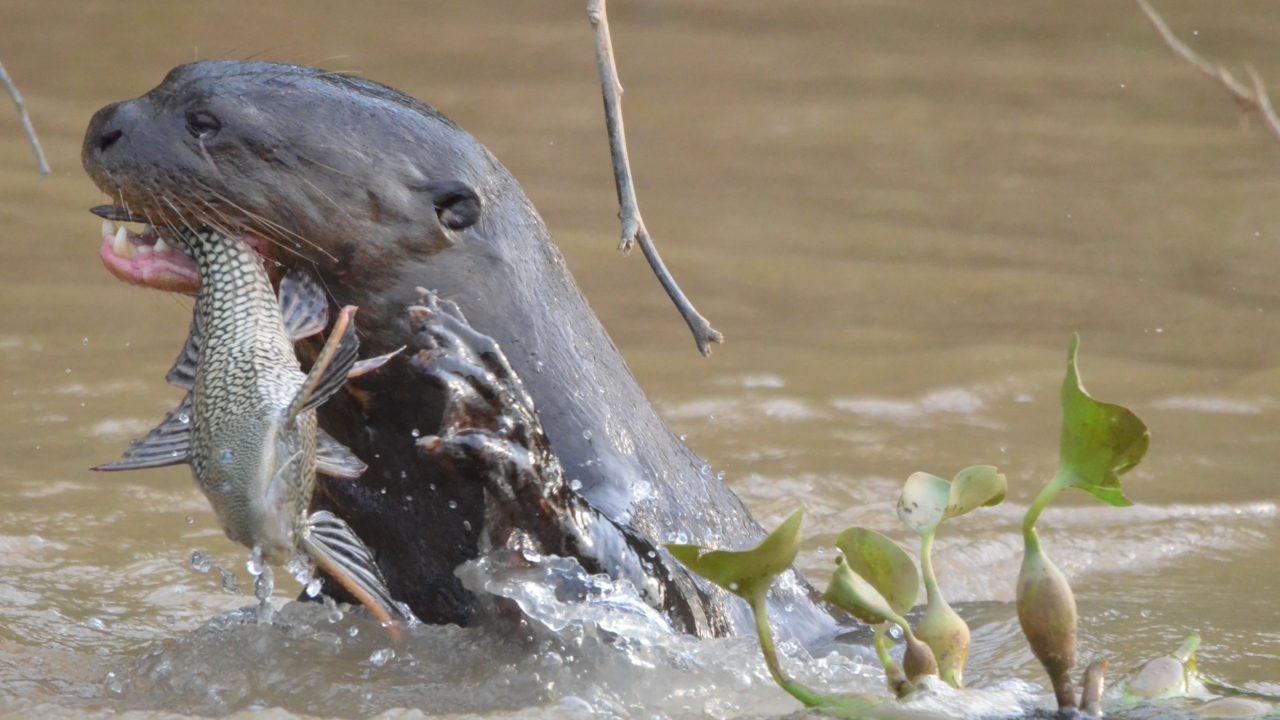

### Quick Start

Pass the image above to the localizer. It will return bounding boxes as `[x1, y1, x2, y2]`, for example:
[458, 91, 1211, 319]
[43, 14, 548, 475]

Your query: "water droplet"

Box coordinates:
[305, 577, 323, 597]
[678, 434, 687, 442]
[410, 428, 421, 438]
[219, 449, 233, 463]
[428, 483, 437, 492]
[246, 551, 264, 577]
[219, 569, 240, 594]
[82, 337, 90, 347]
[462, 520, 472, 531]
[348, 626, 360, 638]
[582, 430, 592, 441]
[447, 500, 458, 510]
[189, 550, 214, 573]
[322, 596, 345, 623]
[368, 647, 395, 667]
[178, 412, 190, 424]
[184, 515, 193, 525]
[569, 479, 582, 491]
[405, 494, 413, 502]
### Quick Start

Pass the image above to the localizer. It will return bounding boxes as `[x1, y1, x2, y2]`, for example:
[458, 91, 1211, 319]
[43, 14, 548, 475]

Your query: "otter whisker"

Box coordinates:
[190, 192, 318, 266]
[192, 181, 336, 262]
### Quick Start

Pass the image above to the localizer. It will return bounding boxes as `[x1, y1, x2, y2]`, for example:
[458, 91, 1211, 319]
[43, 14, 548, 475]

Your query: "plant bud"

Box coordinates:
[902, 634, 938, 681]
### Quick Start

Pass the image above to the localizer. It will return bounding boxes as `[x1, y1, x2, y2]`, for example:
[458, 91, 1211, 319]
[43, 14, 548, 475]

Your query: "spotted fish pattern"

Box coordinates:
[96, 227, 412, 635]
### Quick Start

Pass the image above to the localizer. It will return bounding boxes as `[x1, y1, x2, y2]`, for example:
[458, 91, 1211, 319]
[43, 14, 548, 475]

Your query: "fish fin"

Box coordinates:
[315, 429, 367, 479]
[92, 395, 193, 471]
[347, 346, 404, 379]
[303, 510, 411, 638]
[165, 308, 202, 390]
[286, 306, 360, 421]
[265, 450, 303, 510]
[279, 268, 329, 342]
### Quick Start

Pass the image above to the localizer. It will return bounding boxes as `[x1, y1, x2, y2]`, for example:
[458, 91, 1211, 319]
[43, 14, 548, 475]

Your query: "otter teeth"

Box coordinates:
[112, 226, 135, 259]
[102, 217, 171, 258]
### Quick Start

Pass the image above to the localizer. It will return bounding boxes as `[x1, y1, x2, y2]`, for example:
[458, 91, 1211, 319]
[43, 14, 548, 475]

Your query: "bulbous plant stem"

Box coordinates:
[917, 531, 969, 688]
[1019, 472, 1080, 713]
[746, 587, 875, 716]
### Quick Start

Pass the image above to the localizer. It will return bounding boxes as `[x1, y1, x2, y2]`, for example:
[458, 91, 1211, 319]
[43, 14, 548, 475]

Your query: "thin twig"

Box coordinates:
[586, 0, 724, 357]
[0, 59, 51, 175]
[1136, 0, 1280, 142]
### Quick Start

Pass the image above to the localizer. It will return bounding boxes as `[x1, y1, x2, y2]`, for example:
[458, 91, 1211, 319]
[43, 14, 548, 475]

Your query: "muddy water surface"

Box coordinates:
[0, 1, 1277, 718]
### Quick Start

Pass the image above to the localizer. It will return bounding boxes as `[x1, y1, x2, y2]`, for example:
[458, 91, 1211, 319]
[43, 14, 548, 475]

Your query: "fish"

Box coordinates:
[94, 224, 412, 636]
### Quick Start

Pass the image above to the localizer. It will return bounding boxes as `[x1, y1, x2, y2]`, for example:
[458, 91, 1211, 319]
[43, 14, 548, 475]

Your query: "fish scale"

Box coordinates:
[95, 227, 412, 636]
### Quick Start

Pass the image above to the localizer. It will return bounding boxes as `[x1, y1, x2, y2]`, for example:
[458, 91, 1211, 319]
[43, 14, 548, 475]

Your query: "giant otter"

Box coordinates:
[82, 61, 836, 641]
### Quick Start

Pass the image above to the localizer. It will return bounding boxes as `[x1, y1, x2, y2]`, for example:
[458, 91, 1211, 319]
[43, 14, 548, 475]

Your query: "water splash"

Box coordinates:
[248, 547, 275, 626]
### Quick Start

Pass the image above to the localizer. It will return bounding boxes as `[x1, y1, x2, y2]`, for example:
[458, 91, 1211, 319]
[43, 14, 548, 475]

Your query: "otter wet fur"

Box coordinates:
[94, 224, 411, 636]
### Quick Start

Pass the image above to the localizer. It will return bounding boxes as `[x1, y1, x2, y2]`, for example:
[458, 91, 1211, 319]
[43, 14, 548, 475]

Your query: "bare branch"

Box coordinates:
[0, 59, 51, 175]
[1137, 0, 1280, 142]
[586, 0, 724, 357]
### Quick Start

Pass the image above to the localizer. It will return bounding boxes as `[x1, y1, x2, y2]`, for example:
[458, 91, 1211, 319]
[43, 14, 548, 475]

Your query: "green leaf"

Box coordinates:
[1059, 334, 1150, 506]
[897, 466, 1006, 535]
[945, 465, 1007, 520]
[667, 509, 804, 600]
[834, 527, 919, 617]
[823, 558, 904, 627]
[896, 472, 950, 535]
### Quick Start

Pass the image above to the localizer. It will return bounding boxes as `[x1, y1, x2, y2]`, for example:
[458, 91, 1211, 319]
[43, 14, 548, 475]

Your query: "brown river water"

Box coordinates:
[0, 2, 1277, 718]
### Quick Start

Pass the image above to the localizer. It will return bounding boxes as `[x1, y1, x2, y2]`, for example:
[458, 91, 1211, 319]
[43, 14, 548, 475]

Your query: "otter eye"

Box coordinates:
[185, 110, 221, 139]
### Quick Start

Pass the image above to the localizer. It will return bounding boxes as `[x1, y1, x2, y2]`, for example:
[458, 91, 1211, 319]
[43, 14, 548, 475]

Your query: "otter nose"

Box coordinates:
[84, 101, 131, 157]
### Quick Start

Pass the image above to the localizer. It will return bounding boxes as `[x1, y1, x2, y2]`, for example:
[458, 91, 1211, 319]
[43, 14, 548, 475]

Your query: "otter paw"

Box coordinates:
[406, 292, 541, 449]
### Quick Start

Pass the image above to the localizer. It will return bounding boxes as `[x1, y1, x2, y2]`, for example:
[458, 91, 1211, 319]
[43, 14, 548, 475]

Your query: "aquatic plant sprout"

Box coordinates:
[1018, 334, 1149, 714]
[826, 528, 934, 697]
[1123, 634, 1201, 702]
[668, 511, 876, 715]
[896, 465, 1006, 688]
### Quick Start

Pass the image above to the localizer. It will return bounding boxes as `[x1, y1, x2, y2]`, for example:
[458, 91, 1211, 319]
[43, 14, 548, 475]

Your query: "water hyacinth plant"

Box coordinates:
[896, 465, 1006, 688]
[661, 335, 1269, 718]
[667, 511, 876, 716]
[1017, 334, 1149, 714]
[825, 526, 928, 697]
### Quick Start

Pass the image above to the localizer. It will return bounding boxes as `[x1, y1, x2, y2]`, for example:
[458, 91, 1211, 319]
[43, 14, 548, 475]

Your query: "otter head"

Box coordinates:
[83, 61, 485, 297]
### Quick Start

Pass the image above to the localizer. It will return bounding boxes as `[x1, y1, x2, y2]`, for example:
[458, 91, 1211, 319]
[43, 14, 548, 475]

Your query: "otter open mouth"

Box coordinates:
[92, 205, 271, 294]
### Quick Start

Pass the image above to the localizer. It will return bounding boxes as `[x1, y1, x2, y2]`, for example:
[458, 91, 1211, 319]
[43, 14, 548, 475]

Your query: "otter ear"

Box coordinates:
[423, 181, 481, 231]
